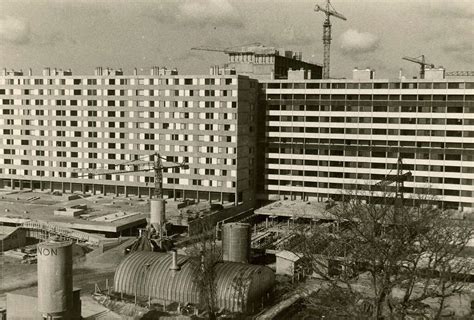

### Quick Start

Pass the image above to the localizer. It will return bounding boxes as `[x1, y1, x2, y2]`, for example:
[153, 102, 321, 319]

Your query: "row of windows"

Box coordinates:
[266, 157, 473, 169]
[267, 94, 474, 101]
[266, 137, 473, 149]
[0, 89, 233, 97]
[2, 159, 238, 177]
[0, 77, 236, 86]
[267, 126, 473, 137]
[266, 164, 471, 175]
[267, 172, 472, 187]
[0, 99, 239, 109]
[2, 152, 238, 164]
[266, 180, 470, 197]
[268, 116, 472, 125]
[267, 104, 472, 113]
[266, 148, 471, 161]
[265, 82, 474, 90]
[1, 169, 238, 188]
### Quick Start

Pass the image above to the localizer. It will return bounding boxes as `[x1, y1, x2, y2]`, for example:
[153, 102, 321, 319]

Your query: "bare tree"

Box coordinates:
[185, 219, 221, 320]
[288, 190, 473, 319]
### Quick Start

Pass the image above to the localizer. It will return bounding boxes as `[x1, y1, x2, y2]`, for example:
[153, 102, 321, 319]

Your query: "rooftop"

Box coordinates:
[255, 200, 338, 220]
[0, 190, 148, 233]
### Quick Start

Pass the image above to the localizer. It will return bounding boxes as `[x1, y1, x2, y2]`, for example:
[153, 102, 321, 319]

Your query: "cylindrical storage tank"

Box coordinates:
[37, 238, 73, 318]
[150, 199, 165, 229]
[222, 223, 251, 263]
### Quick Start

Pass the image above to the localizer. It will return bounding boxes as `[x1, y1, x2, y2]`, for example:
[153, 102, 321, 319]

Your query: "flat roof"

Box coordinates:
[255, 200, 337, 220]
[0, 190, 148, 233]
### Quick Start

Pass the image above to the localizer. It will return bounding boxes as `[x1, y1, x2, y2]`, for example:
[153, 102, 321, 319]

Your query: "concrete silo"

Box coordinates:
[37, 237, 73, 319]
[222, 223, 251, 263]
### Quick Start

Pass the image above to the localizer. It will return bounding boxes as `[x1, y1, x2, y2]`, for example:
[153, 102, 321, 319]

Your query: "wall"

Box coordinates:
[0, 228, 26, 252]
[6, 293, 41, 320]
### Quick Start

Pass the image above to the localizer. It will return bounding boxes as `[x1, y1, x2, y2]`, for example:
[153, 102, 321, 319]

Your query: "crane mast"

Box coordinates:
[153, 154, 164, 199]
[76, 152, 188, 239]
[315, 0, 346, 79]
[375, 156, 412, 208]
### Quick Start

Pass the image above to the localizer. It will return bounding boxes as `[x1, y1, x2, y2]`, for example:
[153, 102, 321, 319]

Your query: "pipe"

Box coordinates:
[170, 250, 180, 271]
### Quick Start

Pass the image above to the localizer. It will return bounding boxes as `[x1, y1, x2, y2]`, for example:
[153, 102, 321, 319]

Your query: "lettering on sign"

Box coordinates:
[38, 247, 58, 256]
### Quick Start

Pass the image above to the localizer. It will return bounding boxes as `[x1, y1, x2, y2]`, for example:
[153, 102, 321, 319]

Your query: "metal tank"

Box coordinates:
[37, 237, 73, 319]
[150, 198, 165, 231]
[222, 223, 251, 263]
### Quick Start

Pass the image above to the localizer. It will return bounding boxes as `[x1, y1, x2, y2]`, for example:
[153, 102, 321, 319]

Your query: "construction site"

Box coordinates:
[1, 153, 473, 319]
[1, 0, 474, 318]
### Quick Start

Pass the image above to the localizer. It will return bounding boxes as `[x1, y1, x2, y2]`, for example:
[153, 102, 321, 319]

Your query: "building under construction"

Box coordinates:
[195, 44, 323, 80]
[0, 62, 473, 213]
[0, 68, 258, 209]
[257, 67, 474, 211]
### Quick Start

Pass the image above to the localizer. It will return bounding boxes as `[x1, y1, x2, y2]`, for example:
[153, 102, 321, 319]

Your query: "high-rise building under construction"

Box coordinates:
[0, 61, 473, 212]
[257, 68, 473, 211]
[0, 67, 258, 206]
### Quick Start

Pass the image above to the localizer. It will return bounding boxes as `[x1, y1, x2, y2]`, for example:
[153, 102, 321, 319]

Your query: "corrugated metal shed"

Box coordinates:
[114, 251, 275, 313]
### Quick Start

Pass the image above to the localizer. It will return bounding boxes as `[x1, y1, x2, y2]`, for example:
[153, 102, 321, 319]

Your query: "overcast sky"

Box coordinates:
[0, 0, 472, 79]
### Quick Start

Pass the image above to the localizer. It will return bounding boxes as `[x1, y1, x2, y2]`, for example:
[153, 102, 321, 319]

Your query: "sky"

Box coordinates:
[0, 0, 472, 79]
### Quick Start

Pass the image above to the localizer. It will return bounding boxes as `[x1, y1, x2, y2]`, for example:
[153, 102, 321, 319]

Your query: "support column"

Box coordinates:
[40, 181, 43, 191]
[125, 185, 128, 198]
[173, 189, 176, 201]
[62, 182, 65, 193]
[115, 185, 118, 197]
[103, 184, 106, 196]
[196, 190, 199, 202]
[31, 180, 34, 191]
[220, 192, 223, 204]
[138, 187, 141, 198]
[82, 183, 85, 194]
[19, 180, 23, 190]
[148, 187, 151, 199]
[92, 184, 96, 195]
[208, 191, 211, 203]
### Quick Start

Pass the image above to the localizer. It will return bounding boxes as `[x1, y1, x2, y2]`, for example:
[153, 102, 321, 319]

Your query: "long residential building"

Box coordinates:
[0, 67, 259, 206]
[0, 65, 473, 213]
[258, 69, 474, 212]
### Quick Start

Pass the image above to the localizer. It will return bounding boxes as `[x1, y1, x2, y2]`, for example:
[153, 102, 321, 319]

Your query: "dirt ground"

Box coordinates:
[0, 238, 132, 310]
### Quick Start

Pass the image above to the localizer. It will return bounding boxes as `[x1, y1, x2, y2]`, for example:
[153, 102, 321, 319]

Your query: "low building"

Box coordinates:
[0, 226, 26, 251]
[275, 250, 302, 277]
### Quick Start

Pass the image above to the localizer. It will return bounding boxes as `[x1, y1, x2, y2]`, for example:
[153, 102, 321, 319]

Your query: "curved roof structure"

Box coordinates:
[114, 251, 274, 313]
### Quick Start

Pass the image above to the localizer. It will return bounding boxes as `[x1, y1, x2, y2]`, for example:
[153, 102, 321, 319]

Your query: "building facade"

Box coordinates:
[259, 73, 474, 211]
[0, 68, 259, 205]
[1, 65, 473, 212]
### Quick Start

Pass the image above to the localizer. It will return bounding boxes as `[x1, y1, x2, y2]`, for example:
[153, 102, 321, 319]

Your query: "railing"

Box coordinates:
[21, 220, 102, 246]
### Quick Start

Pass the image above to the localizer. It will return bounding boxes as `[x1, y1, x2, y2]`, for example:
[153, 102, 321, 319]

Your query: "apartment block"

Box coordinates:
[258, 69, 474, 211]
[0, 68, 259, 205]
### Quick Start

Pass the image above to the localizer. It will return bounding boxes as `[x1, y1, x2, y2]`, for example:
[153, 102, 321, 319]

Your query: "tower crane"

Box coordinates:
[402, 55, 435, 79]
[76, 152, 189, 238]
[375, 156, 412, 208]
[314, 0, 347, 79]
[191, 42, 263, 54]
